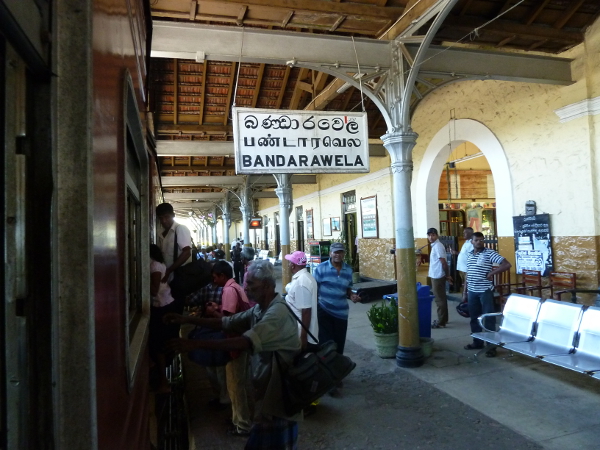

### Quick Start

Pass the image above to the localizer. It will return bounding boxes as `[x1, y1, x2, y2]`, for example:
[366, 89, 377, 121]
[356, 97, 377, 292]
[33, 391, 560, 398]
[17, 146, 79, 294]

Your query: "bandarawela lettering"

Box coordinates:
[242, 154, 365, 168]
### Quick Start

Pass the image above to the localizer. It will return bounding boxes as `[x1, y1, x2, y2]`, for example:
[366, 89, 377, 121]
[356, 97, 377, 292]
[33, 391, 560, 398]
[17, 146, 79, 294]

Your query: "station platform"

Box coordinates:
[181, 268, 600, 449]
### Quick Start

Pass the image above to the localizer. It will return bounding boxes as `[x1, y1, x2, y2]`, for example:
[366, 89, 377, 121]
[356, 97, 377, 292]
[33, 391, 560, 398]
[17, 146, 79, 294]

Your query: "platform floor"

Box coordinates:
[183, 268, 600, 449]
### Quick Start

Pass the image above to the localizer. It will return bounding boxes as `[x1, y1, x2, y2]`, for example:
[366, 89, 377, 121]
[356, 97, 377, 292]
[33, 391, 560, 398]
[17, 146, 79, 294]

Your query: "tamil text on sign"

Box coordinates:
[233, 108, 370, 174]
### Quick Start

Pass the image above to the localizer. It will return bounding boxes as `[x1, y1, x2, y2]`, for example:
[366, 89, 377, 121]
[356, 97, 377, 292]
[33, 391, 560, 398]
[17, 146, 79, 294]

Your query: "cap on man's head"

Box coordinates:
[284, 251, 307, 266]
[330, 242, 345, 252]
[213, 249, 225, 259]
[156, 203, 174, 216]
[426, 227, 438, 235]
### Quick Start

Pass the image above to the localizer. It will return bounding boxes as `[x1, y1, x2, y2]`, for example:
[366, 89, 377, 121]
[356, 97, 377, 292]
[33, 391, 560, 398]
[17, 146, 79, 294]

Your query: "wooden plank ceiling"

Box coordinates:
[150, 0, 600, 192]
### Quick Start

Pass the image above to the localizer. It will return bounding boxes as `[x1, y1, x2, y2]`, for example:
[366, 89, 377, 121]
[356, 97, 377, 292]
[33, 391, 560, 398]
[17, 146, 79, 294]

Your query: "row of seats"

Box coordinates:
[472, 294, 600, 377]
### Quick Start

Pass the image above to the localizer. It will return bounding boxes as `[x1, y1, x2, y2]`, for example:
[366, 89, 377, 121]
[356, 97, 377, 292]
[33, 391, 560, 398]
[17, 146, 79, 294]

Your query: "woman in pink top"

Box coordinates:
[150, 244, 179, 394]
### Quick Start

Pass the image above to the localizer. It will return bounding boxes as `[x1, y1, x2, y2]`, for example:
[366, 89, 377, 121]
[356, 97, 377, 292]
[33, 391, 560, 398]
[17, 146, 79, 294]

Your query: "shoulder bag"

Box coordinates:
[275, 303, 356, 416]
[187, 326, 231, 367]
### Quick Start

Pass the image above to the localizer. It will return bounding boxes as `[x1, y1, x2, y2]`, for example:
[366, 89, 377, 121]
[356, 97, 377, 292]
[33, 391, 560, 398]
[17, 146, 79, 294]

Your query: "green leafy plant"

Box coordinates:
[366, 301, 398, 334]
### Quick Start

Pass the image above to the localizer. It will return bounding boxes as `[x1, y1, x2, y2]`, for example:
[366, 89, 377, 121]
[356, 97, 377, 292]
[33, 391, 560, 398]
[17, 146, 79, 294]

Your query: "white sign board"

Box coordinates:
[233, 107, 370, 174]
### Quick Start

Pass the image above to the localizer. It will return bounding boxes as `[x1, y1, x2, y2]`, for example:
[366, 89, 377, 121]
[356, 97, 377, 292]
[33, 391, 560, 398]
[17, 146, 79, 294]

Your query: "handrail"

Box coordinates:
[564, 289, 600, 304]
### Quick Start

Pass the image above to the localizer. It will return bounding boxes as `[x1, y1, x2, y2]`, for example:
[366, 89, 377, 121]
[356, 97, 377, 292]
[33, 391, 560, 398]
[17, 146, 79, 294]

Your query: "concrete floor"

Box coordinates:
[184, 267, 600, 449]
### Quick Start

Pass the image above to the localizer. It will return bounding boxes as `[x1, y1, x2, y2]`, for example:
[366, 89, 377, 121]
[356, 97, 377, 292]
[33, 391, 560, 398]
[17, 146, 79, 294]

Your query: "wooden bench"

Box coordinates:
[470, 294, 600, 378]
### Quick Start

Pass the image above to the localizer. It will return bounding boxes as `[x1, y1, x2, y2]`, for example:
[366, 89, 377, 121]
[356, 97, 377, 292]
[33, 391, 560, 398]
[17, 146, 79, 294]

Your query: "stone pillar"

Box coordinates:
[239, 183, 252, 247]
[382, 130, 424, 368]
[211, 206, 218, 247]
[274, 174, 292, 289]
[222, 196, 232, 261]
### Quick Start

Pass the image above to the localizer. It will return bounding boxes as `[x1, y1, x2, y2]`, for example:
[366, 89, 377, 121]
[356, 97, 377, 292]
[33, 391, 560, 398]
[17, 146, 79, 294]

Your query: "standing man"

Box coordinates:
[427, 228, 453, 329]
[157, 203, 192, 313]
[231, 242, 244, 284]
[463, 232, 512, 357]
[165, 260, 302, 448]
[210, 260, 252, 437]
[314, 242, 360, 397]
[455, 227, 474, 291]
[284, 251, 318, 350]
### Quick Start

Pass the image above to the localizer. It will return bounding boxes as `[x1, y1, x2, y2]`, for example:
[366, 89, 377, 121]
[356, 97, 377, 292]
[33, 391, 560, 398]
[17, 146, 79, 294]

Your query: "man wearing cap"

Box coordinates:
[157, 202, 192, 312]
[313, 243, 360, 365]
[427, 227, 453, 329]
[284, 251, 318, 350]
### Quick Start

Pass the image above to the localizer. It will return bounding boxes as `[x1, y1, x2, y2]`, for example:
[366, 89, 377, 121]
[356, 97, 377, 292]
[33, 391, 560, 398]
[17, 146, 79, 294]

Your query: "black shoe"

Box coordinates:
[208, 399, 229, 411]
[328, 387, 342, 398]
[464, 343, 484, 350]
[303, 404, 317, 417]
[227, 427, 251, 437]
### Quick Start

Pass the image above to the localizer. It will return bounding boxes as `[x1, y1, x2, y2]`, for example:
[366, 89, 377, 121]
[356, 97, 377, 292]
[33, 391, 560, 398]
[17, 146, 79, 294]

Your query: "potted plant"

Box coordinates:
[366, 300, 399, 358]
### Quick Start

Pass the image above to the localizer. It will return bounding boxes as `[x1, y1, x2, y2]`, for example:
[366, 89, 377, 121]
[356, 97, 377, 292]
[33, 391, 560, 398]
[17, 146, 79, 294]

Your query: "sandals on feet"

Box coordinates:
[431, 320, 446, 329]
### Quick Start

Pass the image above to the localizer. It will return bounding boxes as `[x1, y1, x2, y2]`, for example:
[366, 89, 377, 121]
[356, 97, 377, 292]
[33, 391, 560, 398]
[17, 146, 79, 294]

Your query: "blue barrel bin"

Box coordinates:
[383, 283, 434, 338]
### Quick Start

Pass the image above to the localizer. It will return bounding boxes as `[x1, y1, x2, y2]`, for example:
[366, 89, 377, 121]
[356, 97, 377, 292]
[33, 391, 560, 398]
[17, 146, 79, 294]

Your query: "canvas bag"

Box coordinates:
[275, 303, 356, 416]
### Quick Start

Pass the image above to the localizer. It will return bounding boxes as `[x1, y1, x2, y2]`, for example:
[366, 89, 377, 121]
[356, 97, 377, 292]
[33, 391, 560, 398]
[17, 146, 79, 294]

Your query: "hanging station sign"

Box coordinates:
[233, 107, 370, 174]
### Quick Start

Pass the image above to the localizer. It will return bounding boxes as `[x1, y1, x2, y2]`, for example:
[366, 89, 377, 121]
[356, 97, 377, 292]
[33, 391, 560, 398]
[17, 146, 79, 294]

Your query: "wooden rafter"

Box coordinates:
[275, 66, 291, 109]
[289, 68, 309, 110]
[173, 59, 178, 124]
[199, 60, 207, 125]
[554, 0, 586, 30]
[525, 0, 551, 25]
[224, 61, 237, 126]
[251, 63, 265, 108]
[157, 124, 233, 133]
[445, 15, 583, 44]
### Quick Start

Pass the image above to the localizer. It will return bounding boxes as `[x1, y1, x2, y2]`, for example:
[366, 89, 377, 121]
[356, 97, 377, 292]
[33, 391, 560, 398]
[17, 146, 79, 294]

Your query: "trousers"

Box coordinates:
[431, 277, 448, 326]
[226, 351, 252, 432]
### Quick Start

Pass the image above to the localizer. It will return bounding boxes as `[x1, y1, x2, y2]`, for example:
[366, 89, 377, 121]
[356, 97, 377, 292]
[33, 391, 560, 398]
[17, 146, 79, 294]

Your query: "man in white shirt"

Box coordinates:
[455, 227, 474, 291]
[284, 251, 318, 350]
[157, 203, 192, 312]
[427, 228, 453, 329]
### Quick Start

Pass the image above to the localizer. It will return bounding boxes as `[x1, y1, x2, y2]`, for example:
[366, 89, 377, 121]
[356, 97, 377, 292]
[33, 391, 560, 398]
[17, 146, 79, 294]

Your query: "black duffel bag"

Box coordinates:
[275, 304, 356, 416]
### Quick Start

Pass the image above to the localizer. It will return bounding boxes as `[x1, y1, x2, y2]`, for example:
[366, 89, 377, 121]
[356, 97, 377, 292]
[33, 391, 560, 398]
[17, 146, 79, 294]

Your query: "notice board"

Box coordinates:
[513, 214, 553, 276]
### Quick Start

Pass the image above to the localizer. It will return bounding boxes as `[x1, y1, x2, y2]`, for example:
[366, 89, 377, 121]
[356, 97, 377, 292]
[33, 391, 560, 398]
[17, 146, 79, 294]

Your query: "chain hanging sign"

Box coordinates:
[233, 107, 370, 174]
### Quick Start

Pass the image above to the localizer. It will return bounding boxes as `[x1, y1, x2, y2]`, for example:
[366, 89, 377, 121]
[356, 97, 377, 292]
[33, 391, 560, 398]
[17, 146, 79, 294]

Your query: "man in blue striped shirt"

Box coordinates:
[314, 243, 361, 364]
[463, 232, 511, 356]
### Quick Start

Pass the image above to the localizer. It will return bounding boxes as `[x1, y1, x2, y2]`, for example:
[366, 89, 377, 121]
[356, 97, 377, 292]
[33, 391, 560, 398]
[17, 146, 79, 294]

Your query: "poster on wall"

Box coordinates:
[360, 195, 378, 239]
[306, 209, 314, 239]
[513, 214, 553, 276]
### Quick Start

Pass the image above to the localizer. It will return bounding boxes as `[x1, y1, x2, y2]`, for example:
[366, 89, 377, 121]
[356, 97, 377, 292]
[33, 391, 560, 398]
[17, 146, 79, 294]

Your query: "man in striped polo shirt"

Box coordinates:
[463, 232, 512, 356]
[314, 242, 361, 396]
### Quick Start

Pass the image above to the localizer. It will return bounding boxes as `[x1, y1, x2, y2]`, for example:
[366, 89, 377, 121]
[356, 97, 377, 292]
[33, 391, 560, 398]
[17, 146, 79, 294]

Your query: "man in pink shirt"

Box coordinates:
[210, 260, 252, 437]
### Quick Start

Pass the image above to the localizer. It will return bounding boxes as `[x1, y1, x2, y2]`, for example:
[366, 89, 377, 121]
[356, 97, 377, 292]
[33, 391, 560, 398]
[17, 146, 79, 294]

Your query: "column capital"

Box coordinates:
[381, 130, 419, 166]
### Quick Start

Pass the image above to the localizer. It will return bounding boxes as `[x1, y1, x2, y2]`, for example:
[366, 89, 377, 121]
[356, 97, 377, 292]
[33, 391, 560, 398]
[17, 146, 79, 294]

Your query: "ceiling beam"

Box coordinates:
[164, 192, 225, 200]
[156, 140, 389, 157]
[152, 21, 573, 87]
[157, 141, 235, 156]
[151, 0, 404, 20]
[152, 21, 392, 69]
[406, 43, 572, 85]
[160, 165, 235, 172]
[169, 202, 218, 209]
[164, 190, 278, 201]
[161, 174, 317, 186]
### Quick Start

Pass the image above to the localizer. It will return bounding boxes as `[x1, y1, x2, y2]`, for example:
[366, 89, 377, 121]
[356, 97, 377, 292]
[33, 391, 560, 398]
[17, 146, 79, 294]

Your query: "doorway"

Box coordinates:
[274, 212, 281, 257]
[342, 191, 358, 269]
[296, 206, 305, 252]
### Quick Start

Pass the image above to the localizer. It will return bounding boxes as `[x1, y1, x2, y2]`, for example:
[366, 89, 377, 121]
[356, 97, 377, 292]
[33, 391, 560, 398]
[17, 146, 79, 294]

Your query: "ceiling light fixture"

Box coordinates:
[448, 152, 484, 165]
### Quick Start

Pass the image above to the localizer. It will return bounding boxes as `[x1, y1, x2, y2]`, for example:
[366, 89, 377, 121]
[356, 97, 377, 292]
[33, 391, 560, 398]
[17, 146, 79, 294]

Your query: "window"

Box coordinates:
[123, 71, 150, 389]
